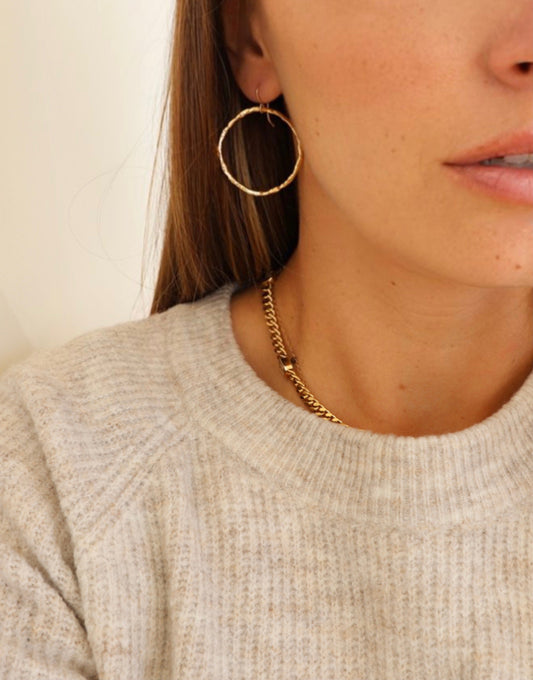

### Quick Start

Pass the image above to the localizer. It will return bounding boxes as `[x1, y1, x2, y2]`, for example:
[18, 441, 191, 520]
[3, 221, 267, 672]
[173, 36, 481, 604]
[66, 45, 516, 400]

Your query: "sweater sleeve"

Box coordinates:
[0, 366, 98, 679]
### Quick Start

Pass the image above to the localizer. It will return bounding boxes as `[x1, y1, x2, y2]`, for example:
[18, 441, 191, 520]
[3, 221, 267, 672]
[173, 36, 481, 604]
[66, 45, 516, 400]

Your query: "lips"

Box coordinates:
[444, 127, 533, 166]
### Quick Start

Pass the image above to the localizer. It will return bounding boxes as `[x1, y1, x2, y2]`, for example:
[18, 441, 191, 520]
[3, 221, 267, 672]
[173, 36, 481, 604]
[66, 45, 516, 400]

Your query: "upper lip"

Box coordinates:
[445, 127, 533, 165]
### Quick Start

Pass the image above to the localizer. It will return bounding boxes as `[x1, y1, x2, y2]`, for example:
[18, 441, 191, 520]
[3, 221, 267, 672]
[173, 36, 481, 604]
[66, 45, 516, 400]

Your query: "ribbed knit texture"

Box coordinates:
[2, 281, 533, 679]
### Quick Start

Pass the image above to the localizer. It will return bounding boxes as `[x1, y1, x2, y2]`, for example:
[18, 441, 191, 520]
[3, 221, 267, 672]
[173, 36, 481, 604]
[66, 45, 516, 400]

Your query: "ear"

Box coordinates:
[220, 0, 282, 103]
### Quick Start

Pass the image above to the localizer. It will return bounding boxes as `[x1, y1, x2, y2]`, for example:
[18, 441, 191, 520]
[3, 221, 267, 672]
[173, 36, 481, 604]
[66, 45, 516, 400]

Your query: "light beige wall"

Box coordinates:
[0, 1, 173, 374]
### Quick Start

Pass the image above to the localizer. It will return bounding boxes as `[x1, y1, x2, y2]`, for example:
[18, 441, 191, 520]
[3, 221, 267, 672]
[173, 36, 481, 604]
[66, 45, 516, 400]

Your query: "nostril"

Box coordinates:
[517, 62, 532, 74]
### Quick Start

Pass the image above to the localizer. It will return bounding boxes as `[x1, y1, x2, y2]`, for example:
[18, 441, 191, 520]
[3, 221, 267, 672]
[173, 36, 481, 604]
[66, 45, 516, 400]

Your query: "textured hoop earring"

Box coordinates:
[217, 87, 303, 197]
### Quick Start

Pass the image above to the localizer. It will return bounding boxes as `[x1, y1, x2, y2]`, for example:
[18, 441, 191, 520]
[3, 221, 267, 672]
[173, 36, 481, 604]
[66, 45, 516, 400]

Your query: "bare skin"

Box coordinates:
[223, 0, 533, 436]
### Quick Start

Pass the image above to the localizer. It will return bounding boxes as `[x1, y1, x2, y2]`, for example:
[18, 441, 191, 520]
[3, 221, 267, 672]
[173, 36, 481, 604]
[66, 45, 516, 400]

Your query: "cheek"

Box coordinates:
[276, 19, 430, 172]
[282, 43, 429, 218]
[270, 3, 463, 214]
[276, 4, 430, 109]
[269, 1, 464, 172]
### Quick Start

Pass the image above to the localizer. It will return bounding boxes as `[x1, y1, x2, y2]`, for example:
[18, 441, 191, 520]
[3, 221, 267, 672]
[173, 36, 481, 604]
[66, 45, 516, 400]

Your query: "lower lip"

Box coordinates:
[443, 163, 533, 206]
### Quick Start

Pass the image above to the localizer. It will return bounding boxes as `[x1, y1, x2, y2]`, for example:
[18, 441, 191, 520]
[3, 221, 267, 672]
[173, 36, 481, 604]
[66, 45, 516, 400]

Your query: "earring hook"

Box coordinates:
[256, 86, 275, 127]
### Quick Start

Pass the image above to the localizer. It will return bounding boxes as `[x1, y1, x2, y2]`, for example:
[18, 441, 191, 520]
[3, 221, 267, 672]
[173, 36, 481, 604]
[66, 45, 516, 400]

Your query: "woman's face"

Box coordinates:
[230, 0, 533, 288]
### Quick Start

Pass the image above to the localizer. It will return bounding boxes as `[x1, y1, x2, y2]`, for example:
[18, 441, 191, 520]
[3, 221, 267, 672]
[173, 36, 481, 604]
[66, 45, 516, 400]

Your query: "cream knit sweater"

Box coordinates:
[2, 281, 533, 679]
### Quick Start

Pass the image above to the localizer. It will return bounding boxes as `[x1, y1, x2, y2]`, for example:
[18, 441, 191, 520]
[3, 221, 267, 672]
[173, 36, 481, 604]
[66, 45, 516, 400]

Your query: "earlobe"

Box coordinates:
[220, 0, 282, 103]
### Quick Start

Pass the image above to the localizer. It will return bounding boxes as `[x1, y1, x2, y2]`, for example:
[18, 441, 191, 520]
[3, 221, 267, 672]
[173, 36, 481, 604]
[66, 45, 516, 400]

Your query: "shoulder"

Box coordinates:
[0, 291, 230, 541]
[2, 304, 172, 392]
[0, 283, 230, 410]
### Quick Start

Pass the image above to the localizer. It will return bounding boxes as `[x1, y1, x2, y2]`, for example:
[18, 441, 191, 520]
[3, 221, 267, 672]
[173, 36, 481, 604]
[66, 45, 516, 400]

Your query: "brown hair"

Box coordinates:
[147, 0, 300, 314]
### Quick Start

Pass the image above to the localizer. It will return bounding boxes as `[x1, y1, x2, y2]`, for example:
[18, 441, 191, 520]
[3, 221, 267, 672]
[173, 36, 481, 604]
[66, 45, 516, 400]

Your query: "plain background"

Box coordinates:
[0, 1, 174, 373]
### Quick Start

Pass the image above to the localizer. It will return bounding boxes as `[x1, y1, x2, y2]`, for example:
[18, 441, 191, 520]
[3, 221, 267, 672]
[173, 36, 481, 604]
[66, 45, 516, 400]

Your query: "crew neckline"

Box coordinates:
[166, 281, 533, 528]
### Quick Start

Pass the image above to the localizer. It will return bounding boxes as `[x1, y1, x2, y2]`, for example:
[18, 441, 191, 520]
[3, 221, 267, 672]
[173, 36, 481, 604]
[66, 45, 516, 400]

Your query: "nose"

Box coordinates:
[486, 2, 533, 90]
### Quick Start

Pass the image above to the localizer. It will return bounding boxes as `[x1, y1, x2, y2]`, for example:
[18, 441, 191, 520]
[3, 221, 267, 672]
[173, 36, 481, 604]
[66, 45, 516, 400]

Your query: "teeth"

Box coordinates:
[480, 153, 533, 167]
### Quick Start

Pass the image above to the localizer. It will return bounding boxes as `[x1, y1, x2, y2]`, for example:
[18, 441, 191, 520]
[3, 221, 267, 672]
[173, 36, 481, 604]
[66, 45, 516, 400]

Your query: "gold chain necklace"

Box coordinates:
[259, 275, 346, 426]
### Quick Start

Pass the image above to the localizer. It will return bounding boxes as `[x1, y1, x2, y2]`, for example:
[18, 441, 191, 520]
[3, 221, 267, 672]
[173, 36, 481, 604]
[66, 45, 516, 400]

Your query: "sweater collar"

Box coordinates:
[166, 281, 533, 528]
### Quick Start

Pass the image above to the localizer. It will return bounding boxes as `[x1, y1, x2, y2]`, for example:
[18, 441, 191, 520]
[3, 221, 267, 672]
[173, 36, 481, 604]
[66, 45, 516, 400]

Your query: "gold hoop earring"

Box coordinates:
[217, 87, 303, 197]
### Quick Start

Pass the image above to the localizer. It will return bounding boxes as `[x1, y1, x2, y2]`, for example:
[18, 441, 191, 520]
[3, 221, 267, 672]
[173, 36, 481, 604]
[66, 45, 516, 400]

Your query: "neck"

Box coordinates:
[273, 240, 533, 437]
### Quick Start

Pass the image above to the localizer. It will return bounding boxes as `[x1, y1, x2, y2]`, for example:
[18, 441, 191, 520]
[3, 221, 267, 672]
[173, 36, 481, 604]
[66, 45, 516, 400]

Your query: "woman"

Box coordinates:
[2, 0, 533, 677]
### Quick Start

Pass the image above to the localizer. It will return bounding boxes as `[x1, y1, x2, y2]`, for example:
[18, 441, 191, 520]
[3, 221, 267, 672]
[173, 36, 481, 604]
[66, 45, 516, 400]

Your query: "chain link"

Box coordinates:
[259, 276, 346, 426]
